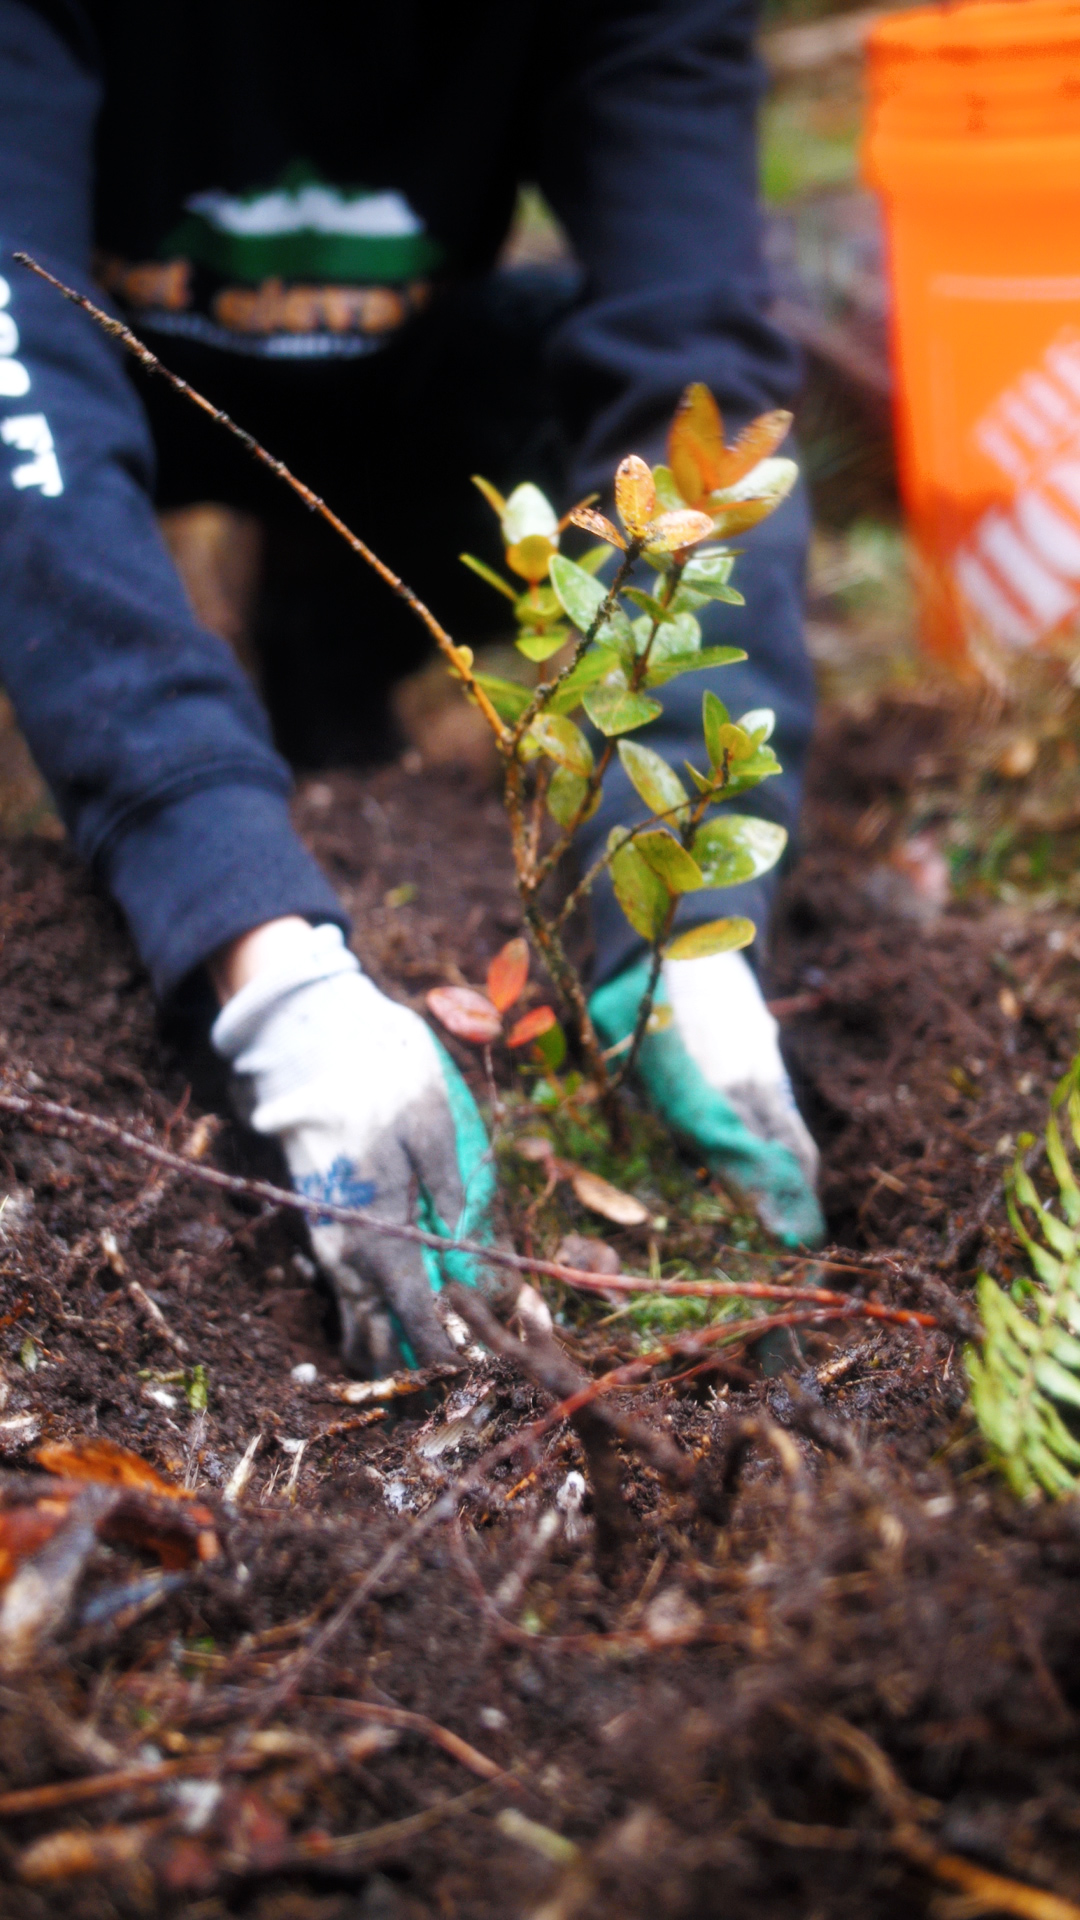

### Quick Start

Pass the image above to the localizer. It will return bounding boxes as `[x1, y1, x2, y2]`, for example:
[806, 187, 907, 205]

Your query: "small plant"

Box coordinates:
[966, 1057, 1080, 1499]
[447, 383, 797, 1101]
[18, 261, 797, 1112]
[427, 936, 562, 1058]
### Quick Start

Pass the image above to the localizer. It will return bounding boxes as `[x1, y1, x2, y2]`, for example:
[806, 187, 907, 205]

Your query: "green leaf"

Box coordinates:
[617, 740, 689, 821]
[669, 584, 712, 614]
[702, 691, 729, 769]
[547, 645, 622, 715]
[532, 1020, 567, 1071]
[516, 628, 569, 662]
[965, 1056, 1080, 1500]
[645, 645, 747, 689]
[547, 766, 598, 828]
[474, 673, 532, 722]
[583, 677, 662, 737]
[691, 815, 788, 888]
[549, 554, 633, 653]
[651, 463, 684, 512]
[684, 761, 715, 795]
[514, 585, 562, 625]
[529, 712, 594, 776]
[623, 588, 678, 625]
[549, 553, 605, 630]
[695, 581, 744, 605]
[664, 917, 756, 960]
[641, 611, 702, 658]
[738, 707, 776, 742]
[608, 830, 670, 941]
[635, 830, 704, 893]
[682, 547, 735, 589]
[576, 544, 614, 575]
[723, 745, 783, 796]
[460, 552, 517, 602]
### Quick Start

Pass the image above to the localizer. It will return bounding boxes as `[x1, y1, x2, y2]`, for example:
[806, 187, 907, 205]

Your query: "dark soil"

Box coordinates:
[1, 693, 1080, 1920]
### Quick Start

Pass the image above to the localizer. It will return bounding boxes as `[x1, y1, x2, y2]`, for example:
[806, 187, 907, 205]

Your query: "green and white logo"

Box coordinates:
[164, 162, 443, 284]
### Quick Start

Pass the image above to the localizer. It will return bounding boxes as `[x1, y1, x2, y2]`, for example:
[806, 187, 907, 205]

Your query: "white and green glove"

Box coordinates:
[211, 922, 506, 1374]
[589, 948, 824, 1248]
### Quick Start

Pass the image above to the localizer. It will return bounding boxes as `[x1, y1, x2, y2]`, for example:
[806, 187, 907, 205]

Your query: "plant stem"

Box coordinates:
[609, 905, 673, 1092]
[510, 543, 640, 747]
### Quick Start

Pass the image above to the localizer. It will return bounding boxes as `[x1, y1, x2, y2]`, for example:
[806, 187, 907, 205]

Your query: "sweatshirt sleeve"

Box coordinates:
[0, 0, 345, 996]
[535, 0, 799, 495]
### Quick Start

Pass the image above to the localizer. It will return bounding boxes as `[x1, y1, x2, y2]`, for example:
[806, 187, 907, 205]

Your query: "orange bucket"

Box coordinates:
[863, 0, 1080, 668]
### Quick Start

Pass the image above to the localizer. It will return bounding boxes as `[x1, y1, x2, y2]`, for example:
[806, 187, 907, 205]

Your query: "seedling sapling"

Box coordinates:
[16, 258, 796, 1117]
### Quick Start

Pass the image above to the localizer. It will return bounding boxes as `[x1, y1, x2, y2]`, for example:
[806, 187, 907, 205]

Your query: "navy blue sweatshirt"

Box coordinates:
[0, 0, 809, 996]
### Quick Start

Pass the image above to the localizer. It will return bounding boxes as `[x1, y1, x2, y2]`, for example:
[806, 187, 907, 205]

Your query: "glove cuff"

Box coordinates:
[211, 921, 360, 1063]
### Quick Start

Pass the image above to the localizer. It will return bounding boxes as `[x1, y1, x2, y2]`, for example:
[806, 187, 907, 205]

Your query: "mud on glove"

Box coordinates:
[212, 922, 511, 1374]
[589, 949, 824, 1249]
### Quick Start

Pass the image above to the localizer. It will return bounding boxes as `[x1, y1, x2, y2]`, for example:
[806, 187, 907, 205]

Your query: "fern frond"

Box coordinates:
[965, 1055, 1080, 1501]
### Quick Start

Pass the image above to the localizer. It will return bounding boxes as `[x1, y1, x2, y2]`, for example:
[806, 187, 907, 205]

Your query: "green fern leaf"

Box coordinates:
[965, 1055, 1080, 1500]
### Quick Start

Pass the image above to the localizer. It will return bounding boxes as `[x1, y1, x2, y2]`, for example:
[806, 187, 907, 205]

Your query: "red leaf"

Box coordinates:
[486, 937, 530, 1013]
[426, 986, 502, 1044]
[506, 1005, 558, 1049]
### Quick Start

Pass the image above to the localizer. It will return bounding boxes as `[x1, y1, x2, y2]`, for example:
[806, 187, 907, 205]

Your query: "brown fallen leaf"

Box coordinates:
[555, 1234, 621, 1277]
[569, 1167, 651, 1227]
[37, 1437, 189, 1500]
[18, 1819, 164, 1884]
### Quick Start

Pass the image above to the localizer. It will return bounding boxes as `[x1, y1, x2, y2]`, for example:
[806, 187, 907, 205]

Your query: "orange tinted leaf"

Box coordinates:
[708, 498, 774, 538]
[664, 916, 756, 960]
[426, 986, 502, 1044]
[36, 1437, 186, 1499]
[614, 455, 656, 538]
[487, 937, 529, 1013]
[644, 509, 713, 554]
[557, 491, 599, 532]
[567, 505, 626, 549]
[712, 408, 792, 489]
[506, 1005, 557, 1049]
[668, 382, 726, 503]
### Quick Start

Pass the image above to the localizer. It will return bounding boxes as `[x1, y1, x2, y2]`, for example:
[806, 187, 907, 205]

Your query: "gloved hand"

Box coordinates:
[589, 949, 825, 1248]
[212, 922, 510, 1374]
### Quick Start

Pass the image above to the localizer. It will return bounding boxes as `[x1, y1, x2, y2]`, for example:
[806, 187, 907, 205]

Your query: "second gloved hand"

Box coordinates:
[589, 949, 825, 1248]
[212, 922, 506, 1374]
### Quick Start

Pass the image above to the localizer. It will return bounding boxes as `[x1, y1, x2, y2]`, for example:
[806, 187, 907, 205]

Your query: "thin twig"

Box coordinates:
[0, 1082, 933, 1336]
[14, 254, 507, 742]
[307, 1696, 511, 1786]
[126, 1280, 188, 1355]
[0, 1084, 939, 1334]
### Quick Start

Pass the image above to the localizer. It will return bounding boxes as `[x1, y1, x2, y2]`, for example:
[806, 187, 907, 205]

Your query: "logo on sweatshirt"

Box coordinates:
[97, 162, 443, 360]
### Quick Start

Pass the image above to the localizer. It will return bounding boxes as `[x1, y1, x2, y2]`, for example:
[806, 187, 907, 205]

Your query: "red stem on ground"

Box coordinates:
[0, 1085, 941, 1322]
